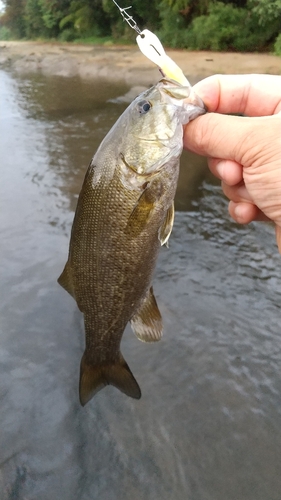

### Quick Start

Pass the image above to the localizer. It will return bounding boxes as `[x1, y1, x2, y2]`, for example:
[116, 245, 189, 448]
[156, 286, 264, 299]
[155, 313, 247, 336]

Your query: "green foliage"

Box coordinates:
[25, 0, 46, 38]
[0, 0, 280, 53]
[59, 0, 111, 37]
[0, 25, 12, 39]
[155, 0, 279, 51]
[184, 2, 279, 51]
[41, 0, 65, 30]
[58, 28, 76, 42]
[248, 0, 281, 24]
[24, 0, 70, 38]
[159, 0, 210, 18]
[156, 0, 189, 48]
[72, 35, 114, 44]
[1, 0, 26, 38]
[156, 20, 187, 48]
[274, 33, 281, 56]
[131, 0, 160, 31]
[60, 5, 93, 34]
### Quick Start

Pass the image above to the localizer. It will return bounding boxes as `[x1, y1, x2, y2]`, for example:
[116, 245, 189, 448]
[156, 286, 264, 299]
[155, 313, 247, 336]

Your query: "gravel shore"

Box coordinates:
[1, 40, 281, 85]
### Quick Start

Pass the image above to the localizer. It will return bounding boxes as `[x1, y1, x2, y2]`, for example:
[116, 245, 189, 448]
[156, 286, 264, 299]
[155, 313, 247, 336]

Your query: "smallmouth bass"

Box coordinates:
[58, 79, 206, 405]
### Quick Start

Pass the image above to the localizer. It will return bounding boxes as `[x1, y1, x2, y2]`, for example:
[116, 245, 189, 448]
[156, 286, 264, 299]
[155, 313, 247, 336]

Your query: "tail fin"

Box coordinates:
[79, 352, 141, 406]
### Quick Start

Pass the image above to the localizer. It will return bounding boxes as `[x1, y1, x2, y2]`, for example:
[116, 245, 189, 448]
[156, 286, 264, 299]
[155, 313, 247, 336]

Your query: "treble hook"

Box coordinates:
[111, 0, 142, 35]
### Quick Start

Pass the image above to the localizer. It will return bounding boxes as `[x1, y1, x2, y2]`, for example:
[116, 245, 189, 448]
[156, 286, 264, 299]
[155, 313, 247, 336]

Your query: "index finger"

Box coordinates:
[194, 74, 281, 116]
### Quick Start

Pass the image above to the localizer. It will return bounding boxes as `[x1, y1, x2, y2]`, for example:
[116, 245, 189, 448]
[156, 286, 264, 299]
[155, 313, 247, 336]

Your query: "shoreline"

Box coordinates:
[0, 41, 281, 85]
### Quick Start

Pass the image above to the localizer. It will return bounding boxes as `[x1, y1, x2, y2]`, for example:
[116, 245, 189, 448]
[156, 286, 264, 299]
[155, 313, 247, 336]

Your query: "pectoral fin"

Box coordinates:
[125, 180, 164, 238]
[130, 287, 163, 342]
[57, 262, 75, 299]
[159, 203, 174, 246]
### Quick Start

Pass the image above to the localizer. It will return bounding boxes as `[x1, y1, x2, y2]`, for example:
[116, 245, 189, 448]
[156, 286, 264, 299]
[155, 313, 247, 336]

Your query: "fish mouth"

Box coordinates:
[184, 91, 207, 112]
[159, 78, 207, 113]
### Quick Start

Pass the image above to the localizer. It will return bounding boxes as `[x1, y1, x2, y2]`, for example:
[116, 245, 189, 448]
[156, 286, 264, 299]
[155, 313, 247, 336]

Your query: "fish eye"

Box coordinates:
[138, 100, 152, 114]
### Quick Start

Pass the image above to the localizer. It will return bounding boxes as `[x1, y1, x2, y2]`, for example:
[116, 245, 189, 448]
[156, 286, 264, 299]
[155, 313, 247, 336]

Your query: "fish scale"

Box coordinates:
[58, 78, 206, 405]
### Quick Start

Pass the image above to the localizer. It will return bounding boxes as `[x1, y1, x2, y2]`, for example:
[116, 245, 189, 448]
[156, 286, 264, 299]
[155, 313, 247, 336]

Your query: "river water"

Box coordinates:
[1, 69, 281, 500]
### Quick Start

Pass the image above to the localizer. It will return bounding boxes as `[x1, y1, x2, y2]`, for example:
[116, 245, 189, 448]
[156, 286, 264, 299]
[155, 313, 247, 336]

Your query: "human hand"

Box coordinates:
[183, 74, 281, 251]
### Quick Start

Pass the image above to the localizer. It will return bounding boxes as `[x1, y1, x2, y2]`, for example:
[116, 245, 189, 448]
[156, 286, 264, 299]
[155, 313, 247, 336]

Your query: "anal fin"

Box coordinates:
[130, 286, 163, 342]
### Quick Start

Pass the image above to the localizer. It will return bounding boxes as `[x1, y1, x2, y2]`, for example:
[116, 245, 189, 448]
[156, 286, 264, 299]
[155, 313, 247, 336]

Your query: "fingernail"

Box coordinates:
[193, 79, 212, 105]
[234, 204, 243, 219]
[216, 161, 224, 179]
[193, 80, 210, 96]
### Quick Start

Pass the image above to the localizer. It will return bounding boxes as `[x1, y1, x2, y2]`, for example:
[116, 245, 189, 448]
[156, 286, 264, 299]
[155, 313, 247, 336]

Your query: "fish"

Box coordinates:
[58, 78, 206, 405]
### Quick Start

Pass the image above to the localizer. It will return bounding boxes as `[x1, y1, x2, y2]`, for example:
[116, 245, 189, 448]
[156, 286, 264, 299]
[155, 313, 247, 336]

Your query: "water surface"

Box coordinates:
[1, 70, 281, 500]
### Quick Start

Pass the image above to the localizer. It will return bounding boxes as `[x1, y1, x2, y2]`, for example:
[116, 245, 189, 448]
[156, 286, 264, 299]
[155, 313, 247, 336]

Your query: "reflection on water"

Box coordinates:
[1, 70, 281, 500]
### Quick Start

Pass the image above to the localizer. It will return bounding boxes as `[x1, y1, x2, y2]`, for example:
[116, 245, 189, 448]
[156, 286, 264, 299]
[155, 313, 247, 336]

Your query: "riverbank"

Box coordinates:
[0, 40, 281, 85]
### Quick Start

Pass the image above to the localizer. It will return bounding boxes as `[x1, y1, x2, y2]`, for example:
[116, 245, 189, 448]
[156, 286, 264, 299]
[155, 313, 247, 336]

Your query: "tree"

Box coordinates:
[248, 0, 281, 24]
[1, 0, 26, 38]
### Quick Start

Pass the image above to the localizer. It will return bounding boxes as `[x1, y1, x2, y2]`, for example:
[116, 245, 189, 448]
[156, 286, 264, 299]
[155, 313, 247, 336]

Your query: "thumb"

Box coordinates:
[184, 112, 261, 165]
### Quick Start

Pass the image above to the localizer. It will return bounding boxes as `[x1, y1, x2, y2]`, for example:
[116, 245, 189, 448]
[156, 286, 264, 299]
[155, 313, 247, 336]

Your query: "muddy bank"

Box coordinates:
[0, 41, 281, 85]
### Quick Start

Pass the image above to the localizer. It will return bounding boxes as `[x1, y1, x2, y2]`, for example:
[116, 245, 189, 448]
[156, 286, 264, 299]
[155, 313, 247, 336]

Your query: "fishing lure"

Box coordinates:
[112, 0, 189, 85]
